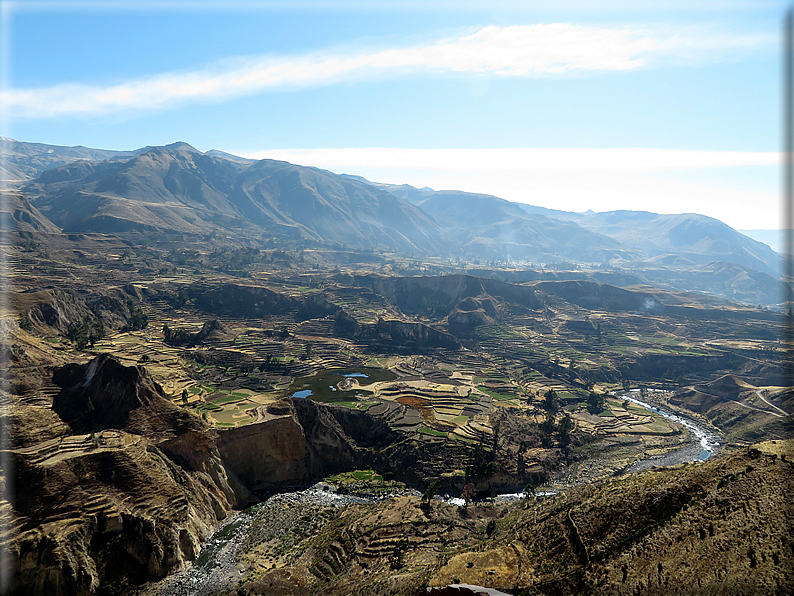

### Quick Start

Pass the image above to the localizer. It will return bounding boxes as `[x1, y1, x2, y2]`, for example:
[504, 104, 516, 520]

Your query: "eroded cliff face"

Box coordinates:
[192, 283, 297, 318]
[12, 288, 142, 336]
[6, 354, 410, 594]
[218, 410, 313, 490]
[11, 433, 228, 595]
[5, 355, 251, 595]
[217, 398, 394, 491]
[333, 310, 461, 351]
[159, 429, 253, 515]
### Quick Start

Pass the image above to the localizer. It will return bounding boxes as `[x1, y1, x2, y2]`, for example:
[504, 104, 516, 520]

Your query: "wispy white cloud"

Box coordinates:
[0, 23, 770, 118]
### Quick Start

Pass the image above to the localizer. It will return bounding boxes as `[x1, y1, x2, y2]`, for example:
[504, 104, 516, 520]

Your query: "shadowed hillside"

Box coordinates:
[231, 440, 793, 596]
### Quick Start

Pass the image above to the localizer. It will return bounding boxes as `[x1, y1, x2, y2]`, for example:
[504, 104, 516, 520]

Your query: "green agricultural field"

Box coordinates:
[210, 394, 248, 405]
[330, 400, 374, 410]
[478, 387, 516, 402]
[418, 426, 448, 437]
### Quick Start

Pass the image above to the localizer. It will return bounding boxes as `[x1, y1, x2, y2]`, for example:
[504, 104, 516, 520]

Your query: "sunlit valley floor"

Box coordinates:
[3, 231, 792, 595]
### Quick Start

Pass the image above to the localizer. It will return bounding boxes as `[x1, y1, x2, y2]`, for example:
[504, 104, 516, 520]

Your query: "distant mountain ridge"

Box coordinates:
[6, 137, 785, 304]
[0, 136, 135, 184]
[400, 188, 634, 264]
[21, 142, 456, 256]
[536, 208, 779, 276]
[374, 180, 778, 276]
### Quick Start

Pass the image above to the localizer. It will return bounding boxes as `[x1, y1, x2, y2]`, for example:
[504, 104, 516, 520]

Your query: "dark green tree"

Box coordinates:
[423, 479, 441, 504]
[73, 459, 88, 479]
[543, 389, 559, 413]
[587, 391, 606, 415]
[540, 411, 556, 435]
[66, 317, 104, 350]
[18, 311, 34, 332]
[122, 298, 148, 332]
[558, 413, 573, 444]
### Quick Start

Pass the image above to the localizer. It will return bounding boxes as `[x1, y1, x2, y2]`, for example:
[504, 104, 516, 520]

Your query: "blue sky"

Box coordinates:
[0, 0, 786, 230]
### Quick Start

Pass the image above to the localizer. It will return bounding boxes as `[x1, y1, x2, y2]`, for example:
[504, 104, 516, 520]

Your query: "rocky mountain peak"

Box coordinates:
[52, 354, 196, 434]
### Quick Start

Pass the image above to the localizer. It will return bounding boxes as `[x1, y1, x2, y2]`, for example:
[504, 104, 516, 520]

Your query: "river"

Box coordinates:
[468, 389, 723, 501]
[145, 389, 722, 592]
[614, 388, 722, 473]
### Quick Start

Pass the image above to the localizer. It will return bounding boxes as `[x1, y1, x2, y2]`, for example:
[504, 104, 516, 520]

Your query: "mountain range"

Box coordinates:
[20, 142, 455, 256]
[5, 138, 785, 305]
[0, 136, 134, 184]
[380, 182, 778, 277]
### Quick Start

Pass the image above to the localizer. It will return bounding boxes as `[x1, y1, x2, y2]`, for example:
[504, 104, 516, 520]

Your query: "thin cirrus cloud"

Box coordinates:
[0, 23, 770, 118]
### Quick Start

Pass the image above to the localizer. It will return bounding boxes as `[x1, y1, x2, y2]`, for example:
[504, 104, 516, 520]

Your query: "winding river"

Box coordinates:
[615, 389, 722, 473]
[147, 389, 723, 593]
[469, 389, 723, 502]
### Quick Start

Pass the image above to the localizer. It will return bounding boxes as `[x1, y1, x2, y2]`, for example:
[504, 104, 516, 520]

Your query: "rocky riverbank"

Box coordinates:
[143, 392, 726, 595]
[141, 482, 421, 595]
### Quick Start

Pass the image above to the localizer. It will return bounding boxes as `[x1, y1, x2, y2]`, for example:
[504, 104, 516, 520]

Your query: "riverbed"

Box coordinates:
[615, 389, 722, 473]
[144, 390, 722, 593]
[141, 483, 419, 596]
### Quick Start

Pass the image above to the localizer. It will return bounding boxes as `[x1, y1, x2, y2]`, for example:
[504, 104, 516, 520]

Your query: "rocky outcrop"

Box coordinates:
[9, 432, 232, 595]
[381, 318, 461, 350]
[164, 319, 233, 346]
[52, 353, 200, 435]
[349, 274, 542, 315]
[296, 291, 341, 322]
[531, 279, 653, 312]
[193, 283, 297, 318]
[159, 429, 253, 513]
[564, 319, 598, 335]
[12, 288, 138, 335]
[447, 295, 497, 335]
[334, 311, 461, 351]
[217, 409, 314, 490]
[6, 355, 251, 595]
[217, 398, 394, 491]
[192, 319, 232, 342]
[13, 289, 96, 335]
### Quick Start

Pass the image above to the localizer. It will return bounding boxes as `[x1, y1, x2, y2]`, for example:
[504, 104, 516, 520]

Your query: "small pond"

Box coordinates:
[288, 367, 398, 403]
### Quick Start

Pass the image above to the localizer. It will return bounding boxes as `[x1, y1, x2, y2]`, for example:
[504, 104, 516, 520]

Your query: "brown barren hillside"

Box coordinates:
[231, 441, 793, 596]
